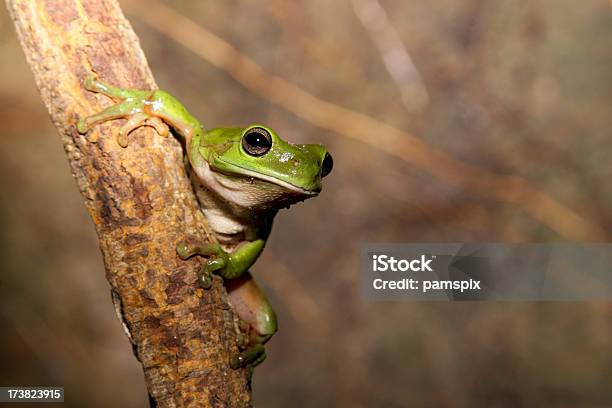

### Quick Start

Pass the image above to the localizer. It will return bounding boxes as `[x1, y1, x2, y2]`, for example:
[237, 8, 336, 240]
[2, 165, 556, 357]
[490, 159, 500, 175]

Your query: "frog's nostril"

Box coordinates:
[321, 152, 333, 178]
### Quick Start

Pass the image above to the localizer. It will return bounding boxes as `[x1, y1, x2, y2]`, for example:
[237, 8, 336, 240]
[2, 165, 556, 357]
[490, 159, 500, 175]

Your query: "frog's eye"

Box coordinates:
[242, 127, 272, 156]
[321, 152, 333, 178]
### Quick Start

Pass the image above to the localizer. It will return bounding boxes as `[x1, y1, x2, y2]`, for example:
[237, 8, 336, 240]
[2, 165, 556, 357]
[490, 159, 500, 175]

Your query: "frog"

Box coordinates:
[76, 76, 332, 369]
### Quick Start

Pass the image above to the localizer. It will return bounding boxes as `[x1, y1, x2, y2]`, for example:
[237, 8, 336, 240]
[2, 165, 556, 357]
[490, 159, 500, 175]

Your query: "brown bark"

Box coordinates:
[5, 0, 251, 406]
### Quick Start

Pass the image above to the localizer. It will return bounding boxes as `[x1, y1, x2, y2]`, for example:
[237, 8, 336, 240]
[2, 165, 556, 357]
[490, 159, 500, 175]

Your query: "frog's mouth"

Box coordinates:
[212, 161, 321, 197]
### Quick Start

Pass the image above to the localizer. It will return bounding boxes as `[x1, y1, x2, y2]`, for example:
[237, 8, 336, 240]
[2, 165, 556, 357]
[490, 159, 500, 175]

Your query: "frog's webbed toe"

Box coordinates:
[82, 75, 150, 101]
[117, 111, 169, 147]
[77, 100, 139, 133]
[78, 76, 165, 147]
[146, 117, 170, 138]
[175, 241, 227, 289]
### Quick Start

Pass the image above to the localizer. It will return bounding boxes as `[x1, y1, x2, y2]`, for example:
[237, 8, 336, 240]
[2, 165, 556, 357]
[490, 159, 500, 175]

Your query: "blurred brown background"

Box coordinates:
[1, 0, 612, 406]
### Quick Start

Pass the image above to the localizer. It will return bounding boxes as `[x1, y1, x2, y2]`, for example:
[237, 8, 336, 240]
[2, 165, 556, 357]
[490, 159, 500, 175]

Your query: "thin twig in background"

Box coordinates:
[351, 0, 429, 112]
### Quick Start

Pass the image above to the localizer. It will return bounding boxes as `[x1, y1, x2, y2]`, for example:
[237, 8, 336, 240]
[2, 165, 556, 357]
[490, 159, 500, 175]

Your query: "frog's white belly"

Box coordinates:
[189, 160, 284, 248]
[201, 207, 248, 245]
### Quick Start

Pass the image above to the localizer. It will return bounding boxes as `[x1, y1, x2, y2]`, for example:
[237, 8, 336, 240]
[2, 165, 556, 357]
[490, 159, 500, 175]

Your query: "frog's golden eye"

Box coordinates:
[242, 127, 272, 156]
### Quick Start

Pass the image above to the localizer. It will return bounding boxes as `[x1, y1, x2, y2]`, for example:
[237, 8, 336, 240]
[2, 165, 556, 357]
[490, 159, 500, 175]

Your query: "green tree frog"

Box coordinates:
[77, 77, 332, 369]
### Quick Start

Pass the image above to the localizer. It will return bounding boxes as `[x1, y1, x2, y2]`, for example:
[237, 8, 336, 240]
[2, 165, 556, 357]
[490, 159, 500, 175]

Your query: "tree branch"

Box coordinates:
[6, 0, 251, 406]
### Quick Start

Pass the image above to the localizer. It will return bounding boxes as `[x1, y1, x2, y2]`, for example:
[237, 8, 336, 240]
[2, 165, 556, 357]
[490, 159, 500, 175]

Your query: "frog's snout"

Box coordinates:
[297, 144, 333, 179]
[321, 152, 333, 178]
[292, 143, 332, 192]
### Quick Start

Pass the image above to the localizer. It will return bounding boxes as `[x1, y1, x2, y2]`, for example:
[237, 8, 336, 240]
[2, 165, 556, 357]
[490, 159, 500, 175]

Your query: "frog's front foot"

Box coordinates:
[77, 76, 169, 147]
[230, 344, 266, 370]
[176, 241, 228, 289]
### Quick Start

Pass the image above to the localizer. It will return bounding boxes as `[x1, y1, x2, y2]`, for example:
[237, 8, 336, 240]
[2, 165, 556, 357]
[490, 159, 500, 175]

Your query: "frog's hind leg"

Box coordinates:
[225, 272, 278, 369]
